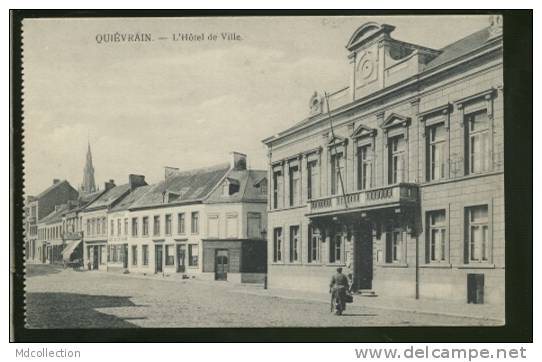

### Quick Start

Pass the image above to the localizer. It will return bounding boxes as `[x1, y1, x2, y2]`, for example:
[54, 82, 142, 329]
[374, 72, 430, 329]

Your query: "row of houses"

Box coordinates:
[25, 152, 268, 283]
[25, 18, 504, 306]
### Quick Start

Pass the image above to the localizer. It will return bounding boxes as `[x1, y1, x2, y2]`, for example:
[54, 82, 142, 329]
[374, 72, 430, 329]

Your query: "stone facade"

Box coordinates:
[263, 20, 504, 308]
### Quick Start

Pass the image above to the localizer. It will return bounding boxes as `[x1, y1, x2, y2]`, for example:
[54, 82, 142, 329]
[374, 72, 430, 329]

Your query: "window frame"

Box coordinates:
[289, 225, 300, 263]
[273, 227, 283, 263]
[425, 209, 448, 264]
[308, 226, 321, 263]
[464, 204, 491, 264]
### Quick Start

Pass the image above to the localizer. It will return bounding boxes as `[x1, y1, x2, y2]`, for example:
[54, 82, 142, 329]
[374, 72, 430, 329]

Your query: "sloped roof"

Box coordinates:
[40, 204, 70, 225]
[130, 163, 231, 209]
[424, 27, 491, 70]
[111, 185, 153, 212]
[35, 180, 75, 199]
[84, 184, 131, 210]
[205, 169, 267, 204]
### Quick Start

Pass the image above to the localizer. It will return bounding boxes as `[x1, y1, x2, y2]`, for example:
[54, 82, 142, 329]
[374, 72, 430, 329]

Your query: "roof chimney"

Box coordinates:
[53, 179, 60, 185]
[128, 174, 147, 190]
[104, 179, 116, 191]
[230, 152, 247, 170]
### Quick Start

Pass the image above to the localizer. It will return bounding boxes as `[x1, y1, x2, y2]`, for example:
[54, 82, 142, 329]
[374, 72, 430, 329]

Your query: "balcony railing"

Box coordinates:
[307, 183, 419, 215]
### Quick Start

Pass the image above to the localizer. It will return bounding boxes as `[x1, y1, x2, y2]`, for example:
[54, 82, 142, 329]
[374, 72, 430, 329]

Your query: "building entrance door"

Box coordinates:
[92, 245, 99, 270]
[215, 249, 229, 281]
[155, 244, 163, 273]
[176, 244, 186, 273]
[354, 222, 373, 290]
[122, 244, 128, 268]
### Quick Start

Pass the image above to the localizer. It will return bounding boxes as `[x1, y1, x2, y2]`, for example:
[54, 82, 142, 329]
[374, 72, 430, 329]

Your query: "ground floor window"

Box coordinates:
[308, 227, 320, 263]
[385, 229, 404, 264]
[188, 244, 199, 267]
[289, 225, 299, 262]
[165, 244, 175, 266]
[142, 245, 149, 266]
[329, 233, 343, 263]
[465, 205, 490, 263]
[273, 227, 282, 262]
[426, 210, 447, 263]
[132, 245, 138, 265]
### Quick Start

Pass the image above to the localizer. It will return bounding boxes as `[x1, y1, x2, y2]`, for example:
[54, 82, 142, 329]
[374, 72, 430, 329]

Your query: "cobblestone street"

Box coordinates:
[25, 265, 499, 328]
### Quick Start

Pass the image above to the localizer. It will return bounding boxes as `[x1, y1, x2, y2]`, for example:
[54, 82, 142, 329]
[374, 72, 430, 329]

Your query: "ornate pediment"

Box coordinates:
[327, 135, 347, 148]
[309, 91, 324, 116]
[351, 124, 377, 139]
[381, 113, 411, 129]
[346, 22, 395, 52]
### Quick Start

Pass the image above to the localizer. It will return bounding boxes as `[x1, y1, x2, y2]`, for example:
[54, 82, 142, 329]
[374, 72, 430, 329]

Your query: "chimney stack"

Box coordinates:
[53, 179, 60, 185]
[128, 174, 147, 190]
[230, 152, 247, 170]
[104, 179, 116, 191]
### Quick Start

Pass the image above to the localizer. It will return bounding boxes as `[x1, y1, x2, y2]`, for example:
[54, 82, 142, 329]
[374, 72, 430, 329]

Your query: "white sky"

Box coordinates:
[22, 15, 489, 195]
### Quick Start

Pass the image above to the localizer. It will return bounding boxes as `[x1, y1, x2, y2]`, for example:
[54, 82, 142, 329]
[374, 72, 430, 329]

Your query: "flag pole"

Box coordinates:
[324, 92, 348, 209]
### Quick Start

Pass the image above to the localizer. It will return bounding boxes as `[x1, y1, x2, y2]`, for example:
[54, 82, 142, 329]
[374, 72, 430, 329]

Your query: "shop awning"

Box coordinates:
[62, 239, 82, 261]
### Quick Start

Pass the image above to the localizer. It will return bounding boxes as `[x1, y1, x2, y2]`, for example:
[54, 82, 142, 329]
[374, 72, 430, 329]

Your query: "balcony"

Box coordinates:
[307, 183, 419, 216]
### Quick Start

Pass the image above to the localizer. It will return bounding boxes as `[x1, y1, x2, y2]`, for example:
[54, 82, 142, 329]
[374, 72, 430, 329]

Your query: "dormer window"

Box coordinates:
[223, 178, 240, 196]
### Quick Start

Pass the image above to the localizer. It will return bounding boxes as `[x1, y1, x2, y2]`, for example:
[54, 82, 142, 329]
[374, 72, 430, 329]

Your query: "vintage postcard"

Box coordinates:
[19, 14, 507, 331]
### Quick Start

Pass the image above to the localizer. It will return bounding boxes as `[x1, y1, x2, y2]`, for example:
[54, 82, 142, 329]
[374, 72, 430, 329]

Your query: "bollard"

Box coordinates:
[264, 275, 268, 289]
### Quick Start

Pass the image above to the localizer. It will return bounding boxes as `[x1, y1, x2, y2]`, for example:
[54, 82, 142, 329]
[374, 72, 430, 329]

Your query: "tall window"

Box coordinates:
[330, 152, 344, 195]
[188, 244, 199, 267]
[289, 166, 300, 206]
[191, 212, 199, 234]
[308, 227, 321, 263]
[289, 225, 299, 262]
[465, 205, 489, 263]
[132, 245, 138, 265]
[247, 212, 262, 239]
[165, 214, 172, 235]
[142, 245, 149, 265]
[117, 219, 121, 236]
[273, 170, 283, 209]
[388, 136, 405, 184]
[87, 220, 90, 235]
[177, 213, 185, 234]
[427, 123, 446, 181]
[465, 110, 490, 174]
[307, 160, 319, 200]
[131, 217, 138, 237]
[153, 216, 161, 236]
[329, 233, 343, 263]
[357, 144, 372, 190]
[385, 229, 403, 263]
[142, 216, 149, 236]
[273, 227, 282, 262]
[426, 210, 447, 263]
[226, 213, 238, 238]
[124, 218, 128, 235]
[165, 245, 175, 265]
[208, 215, 219, 238]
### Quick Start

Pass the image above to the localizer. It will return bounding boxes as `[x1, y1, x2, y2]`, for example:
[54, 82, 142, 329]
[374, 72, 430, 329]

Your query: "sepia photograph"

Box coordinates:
[14, 12, 519, 336]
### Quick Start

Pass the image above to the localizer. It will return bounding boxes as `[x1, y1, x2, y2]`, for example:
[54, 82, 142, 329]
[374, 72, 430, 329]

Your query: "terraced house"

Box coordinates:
[81, 176, 147, 270]
[125, 152, 268, 283]
[263, 18, 504, 307]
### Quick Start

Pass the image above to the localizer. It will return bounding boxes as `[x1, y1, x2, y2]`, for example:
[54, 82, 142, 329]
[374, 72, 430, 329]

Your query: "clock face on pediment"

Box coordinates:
[355, 47, 378, 88]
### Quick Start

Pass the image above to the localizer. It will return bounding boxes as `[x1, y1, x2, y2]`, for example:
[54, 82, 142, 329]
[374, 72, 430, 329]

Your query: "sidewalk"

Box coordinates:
[231, 284, 505, 323]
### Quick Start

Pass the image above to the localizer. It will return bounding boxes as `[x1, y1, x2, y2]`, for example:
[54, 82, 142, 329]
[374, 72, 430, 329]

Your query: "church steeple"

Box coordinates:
[80, 142, 96, 194]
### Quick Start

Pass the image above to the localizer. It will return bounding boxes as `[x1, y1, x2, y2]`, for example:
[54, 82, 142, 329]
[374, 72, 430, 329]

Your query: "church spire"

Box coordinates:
[81, 141, 96, 194]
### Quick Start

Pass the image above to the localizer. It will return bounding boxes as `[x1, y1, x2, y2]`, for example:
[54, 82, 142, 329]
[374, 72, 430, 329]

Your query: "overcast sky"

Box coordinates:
[23, 15, 489, 195]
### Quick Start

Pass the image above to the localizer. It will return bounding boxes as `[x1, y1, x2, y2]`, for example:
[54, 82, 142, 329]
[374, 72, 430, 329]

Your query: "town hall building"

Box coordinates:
[263, 18, 504, 309]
